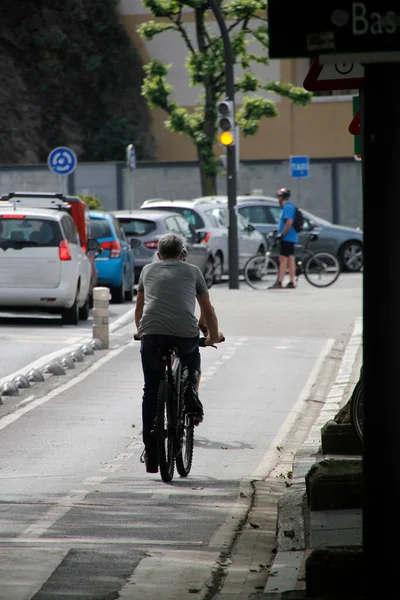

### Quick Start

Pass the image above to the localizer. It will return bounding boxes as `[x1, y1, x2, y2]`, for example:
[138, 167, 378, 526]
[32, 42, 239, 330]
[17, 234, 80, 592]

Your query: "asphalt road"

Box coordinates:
[0, 300, 135, 380]
[0, 273, 362, 599]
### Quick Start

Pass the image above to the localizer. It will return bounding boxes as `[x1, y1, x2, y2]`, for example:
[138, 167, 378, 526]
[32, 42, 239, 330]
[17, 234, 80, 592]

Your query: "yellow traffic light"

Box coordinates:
[217, 100, 235, 147]
[218, 131, 234, 146]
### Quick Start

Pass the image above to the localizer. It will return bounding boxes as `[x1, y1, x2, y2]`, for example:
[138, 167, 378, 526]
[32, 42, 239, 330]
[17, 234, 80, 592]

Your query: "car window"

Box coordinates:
[165, 215, 182, 234]
[239, 205, 275, 224]
[90, 218, 112, 239]
[113, 217, 127, 242]
[0, 216, 62, 248]
[269, 206, 281, 223]
[179, 208, 204, 229]
[237, 214, 247, 233]
[117, 218, 157, 236]
[61, 215, 80, 244]
[204, 208, 227, 228]
[175, 215, 195, 241]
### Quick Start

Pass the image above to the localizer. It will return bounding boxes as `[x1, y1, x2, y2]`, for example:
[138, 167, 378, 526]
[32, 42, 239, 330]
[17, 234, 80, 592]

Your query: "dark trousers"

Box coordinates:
[140, 335, 200, 449]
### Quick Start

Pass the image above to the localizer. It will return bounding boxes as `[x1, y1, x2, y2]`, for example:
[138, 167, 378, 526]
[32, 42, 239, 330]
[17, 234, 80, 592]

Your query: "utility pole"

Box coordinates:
[208, 0, 239, 289]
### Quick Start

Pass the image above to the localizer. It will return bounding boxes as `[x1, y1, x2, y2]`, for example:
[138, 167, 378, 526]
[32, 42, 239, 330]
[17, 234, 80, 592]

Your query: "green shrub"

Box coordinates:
[77, 193, 104, 210]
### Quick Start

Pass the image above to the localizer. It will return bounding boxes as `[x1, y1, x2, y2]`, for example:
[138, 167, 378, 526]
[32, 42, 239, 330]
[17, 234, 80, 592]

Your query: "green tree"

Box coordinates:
[77, 193, 104, 210]
[138, 0, 312, 195]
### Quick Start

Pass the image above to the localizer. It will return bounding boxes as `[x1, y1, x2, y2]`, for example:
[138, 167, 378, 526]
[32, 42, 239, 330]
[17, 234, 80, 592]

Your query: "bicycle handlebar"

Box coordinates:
[133, 332, 225, 347]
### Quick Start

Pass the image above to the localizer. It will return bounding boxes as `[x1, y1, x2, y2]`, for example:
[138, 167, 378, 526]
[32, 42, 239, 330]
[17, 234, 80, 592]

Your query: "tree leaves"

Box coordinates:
[138, 0, 312, 193]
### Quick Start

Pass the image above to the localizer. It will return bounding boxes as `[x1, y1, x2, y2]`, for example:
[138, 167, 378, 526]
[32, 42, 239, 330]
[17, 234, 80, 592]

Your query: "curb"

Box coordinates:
[0, 307, 135, 405]
[264, 316, 363, 596]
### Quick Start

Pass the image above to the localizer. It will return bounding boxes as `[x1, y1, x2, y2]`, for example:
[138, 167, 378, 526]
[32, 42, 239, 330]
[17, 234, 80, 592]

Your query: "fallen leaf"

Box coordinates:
[249, 522, 260, 529]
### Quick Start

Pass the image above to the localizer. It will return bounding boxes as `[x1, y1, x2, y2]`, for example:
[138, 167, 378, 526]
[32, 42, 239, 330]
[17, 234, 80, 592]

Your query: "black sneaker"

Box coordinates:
[268, 281, 282, 289]
[285, 281, 296, 289]
[184, 386, 204, 424]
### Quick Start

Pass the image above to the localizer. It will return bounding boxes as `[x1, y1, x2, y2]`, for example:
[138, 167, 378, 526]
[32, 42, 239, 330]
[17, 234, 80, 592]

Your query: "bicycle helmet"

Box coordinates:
[277, 188, 291, 199]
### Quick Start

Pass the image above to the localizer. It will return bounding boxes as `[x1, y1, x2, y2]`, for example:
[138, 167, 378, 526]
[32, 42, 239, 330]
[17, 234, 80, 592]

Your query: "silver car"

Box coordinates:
[139, 198, 267, 283]
[112, 209, 214, 287]
[0, 205, 93, 324]
[194, 195, 364, 273]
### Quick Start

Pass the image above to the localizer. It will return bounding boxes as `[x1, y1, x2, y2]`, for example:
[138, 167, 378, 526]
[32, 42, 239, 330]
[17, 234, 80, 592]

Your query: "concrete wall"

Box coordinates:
[0, 158, 363, 229]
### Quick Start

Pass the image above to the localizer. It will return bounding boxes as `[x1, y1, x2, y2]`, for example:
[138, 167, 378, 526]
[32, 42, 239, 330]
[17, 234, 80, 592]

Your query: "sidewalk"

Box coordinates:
[262, 316, 363, 599]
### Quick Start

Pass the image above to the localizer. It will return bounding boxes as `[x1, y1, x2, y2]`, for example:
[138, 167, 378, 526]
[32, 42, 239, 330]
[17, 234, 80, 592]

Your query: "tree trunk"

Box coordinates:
[197, 148, 217, 196]
[195, 8, 217, 197]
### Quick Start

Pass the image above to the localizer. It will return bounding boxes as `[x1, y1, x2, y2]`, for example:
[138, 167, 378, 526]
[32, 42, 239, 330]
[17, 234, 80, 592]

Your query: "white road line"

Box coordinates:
[0, 344, 129, 432]
[0, 308, 135, 389]
[19, 490, 88, 539]
[16, 394, 35, 407]
[3, 538, 203, 546]
[84, 476, 107, 485]
[252, 337, 335, 478]
[208, 337, 336, 550]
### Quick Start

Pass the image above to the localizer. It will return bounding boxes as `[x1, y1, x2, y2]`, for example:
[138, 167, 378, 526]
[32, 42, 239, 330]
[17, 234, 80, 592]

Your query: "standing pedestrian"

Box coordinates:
[269, 188, 298, 289]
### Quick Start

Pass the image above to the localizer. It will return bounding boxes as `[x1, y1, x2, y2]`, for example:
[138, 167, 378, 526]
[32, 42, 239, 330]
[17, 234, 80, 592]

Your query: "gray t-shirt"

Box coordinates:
[137, 259, 209, 337]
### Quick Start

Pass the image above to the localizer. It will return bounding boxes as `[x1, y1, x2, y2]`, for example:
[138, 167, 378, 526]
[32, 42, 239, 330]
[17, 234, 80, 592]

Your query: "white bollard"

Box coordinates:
[92, 287, 111, 348]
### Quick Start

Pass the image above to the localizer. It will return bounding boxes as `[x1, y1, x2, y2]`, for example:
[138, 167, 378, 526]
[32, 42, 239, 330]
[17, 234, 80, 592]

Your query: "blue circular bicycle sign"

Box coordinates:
[47, 146, 77, 175]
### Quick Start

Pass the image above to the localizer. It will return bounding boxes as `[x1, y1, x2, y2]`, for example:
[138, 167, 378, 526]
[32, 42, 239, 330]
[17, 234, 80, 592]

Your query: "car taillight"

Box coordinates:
[202, 232, 212, 243]
[59, 239, 71, 261]
[144, 240, 159, 250]
[100, 240, 121, 258]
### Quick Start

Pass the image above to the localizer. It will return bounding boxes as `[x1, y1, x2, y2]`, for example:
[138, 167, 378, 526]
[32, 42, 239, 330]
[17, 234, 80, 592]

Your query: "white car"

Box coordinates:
[139, 198, 267, 283]
[0, 203, 93, 324]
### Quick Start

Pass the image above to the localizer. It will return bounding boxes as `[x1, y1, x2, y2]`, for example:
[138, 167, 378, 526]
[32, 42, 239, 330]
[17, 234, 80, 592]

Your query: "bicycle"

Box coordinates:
[244, 231, 341, 290]
[350, 365, 363, 443]
[136, 332, 224, 483]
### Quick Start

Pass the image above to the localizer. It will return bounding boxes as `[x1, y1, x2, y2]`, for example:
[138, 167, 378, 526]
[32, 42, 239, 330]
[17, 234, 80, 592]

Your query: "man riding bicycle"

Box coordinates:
[134, 233, 224, 473]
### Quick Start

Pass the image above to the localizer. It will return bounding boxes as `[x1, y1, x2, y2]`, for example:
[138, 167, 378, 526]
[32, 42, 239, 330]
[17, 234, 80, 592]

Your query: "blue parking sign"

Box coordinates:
[290, 155, 310, 178]
[48, 147, 77, 176]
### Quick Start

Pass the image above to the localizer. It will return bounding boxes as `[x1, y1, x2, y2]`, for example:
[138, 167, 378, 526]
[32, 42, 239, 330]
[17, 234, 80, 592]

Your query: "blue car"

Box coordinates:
[89, 210, 135, 302]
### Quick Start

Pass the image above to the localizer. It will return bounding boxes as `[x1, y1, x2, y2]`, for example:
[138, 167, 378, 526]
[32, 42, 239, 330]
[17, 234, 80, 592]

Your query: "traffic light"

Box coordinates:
[217, 101, 235, 146]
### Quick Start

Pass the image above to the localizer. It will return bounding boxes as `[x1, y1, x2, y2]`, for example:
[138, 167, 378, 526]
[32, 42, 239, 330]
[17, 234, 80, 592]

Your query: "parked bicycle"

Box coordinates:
[136, 331, 224, 483]
[350, 365, 363, 443]
[244, 231, 341, 290]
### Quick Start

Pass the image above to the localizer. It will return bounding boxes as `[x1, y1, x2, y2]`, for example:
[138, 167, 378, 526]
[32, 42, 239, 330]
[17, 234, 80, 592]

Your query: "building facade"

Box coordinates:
[119, 0, 357, 163]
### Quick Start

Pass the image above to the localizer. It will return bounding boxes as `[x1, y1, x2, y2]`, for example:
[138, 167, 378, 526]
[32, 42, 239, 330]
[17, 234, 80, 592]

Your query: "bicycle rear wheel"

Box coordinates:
[176, 412, 194, 477]
[244, 255, 279, 290]
[350, 375, 363, 443]
[156, 379, 175, 482]
[304, 251, 340, 287]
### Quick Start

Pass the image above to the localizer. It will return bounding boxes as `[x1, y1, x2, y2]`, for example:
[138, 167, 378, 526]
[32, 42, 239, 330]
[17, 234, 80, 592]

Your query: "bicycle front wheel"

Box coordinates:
[304, 251, 340, 287]
[244, 255, 279, 290]
[156, 379, 175, 482]
[176, 413, 194, 477]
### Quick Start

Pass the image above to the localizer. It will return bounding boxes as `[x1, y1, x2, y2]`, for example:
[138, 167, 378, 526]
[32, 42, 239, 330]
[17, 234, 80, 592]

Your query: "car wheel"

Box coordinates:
[125, 272, 135, 301]
[204, 257, 214, 289]
[339, 241, 363, 272]
[61, 288, 79, 326]
[213, 253, 223, 284]
[79, 296, 90, 321]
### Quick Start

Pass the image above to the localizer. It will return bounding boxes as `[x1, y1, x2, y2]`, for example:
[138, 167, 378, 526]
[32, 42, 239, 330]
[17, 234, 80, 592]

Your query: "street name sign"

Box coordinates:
[268, 0, 400, 60]
[304, 58, 364, 91]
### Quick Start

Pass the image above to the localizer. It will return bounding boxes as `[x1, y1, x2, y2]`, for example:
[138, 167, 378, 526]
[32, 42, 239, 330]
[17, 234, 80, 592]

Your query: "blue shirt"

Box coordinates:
[278, 201, 298, 243]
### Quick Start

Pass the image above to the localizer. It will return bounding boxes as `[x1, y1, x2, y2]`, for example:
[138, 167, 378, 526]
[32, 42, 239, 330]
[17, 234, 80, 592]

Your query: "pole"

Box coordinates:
[208, 0, 239, 289]
[362, 63, 400, 599]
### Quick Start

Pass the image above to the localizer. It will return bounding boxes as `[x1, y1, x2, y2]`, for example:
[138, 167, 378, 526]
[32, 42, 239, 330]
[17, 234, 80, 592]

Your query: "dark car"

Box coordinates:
[112, 209, 214, 287]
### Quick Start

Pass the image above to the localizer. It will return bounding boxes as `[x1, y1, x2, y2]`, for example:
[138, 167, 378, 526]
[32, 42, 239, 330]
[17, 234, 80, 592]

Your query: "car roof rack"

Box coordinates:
[0, 191, 82, 210]
[141, 198, 169, 205]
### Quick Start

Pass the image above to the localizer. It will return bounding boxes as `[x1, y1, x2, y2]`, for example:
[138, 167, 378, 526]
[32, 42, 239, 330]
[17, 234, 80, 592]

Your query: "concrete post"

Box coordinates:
[92, 287, 111, 348]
